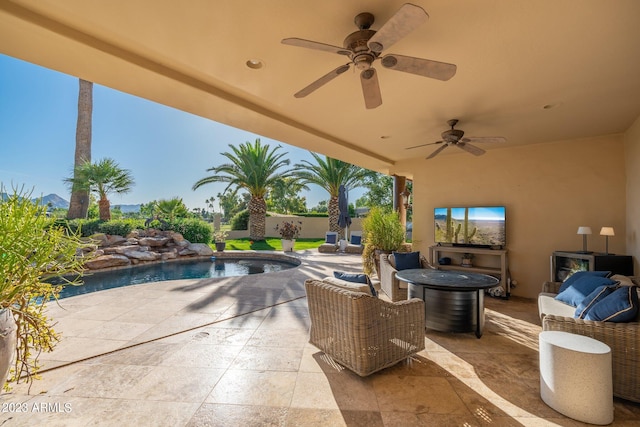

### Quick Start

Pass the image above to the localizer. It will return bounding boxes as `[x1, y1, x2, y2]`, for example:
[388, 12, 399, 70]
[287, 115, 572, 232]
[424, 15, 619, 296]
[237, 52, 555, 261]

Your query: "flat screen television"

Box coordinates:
[434, 206, 506, 249]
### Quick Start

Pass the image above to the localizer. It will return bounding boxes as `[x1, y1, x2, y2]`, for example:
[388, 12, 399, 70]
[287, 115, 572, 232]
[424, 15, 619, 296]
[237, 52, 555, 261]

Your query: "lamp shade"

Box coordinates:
[577, 226, 592, 235]
[600, 227, 615, 236]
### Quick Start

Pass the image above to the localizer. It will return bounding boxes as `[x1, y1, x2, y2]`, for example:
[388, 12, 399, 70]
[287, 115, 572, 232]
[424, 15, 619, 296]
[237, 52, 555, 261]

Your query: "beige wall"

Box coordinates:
[395, 135, 627, 299]
[227, 216, 362, 240]
[624, 115, 640, 272]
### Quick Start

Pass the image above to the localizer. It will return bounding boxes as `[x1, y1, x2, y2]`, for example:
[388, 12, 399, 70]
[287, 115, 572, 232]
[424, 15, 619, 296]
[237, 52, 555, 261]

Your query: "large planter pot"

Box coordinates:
[0, 309, 17, 386]
[215, 242, 226, 252]
[281, 239, 295, 252]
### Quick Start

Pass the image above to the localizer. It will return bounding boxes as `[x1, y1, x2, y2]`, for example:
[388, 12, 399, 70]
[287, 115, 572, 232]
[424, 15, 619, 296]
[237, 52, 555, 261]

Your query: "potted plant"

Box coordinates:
[1, 187, 89, 390]
[361, 207, 406, 276]
[213, 229, 228, 252]
[275, 220, 302, 252]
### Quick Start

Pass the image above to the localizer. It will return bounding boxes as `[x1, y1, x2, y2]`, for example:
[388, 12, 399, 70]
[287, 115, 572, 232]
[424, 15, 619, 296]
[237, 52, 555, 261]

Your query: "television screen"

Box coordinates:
[434, 206, 506, 248]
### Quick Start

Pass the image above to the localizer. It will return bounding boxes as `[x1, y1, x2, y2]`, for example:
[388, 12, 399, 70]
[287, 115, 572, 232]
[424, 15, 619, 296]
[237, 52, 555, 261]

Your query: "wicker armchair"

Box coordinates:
[540, 279, 640, 403]
[305, 278, 425, 376]
[379, 253, 435, 302]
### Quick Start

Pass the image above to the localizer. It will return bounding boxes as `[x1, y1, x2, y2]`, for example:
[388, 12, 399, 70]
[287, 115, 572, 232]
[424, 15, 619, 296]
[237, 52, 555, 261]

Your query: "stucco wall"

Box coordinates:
[395, 134, 627, 299]
[227, 216, 362, 240]
[624, 115, 640, 273]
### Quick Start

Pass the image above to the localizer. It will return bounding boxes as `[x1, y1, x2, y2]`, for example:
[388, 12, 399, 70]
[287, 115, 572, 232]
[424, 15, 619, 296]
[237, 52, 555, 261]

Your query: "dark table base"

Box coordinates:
[409, 284, 485, 338]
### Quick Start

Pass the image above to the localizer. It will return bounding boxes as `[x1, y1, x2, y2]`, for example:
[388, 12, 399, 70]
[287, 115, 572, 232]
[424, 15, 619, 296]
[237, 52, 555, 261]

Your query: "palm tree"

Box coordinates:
[65, 158, 135, 221]
[67, 79, 93, 219]
[294, 153, 373, 238]
[192, 139, 293, 240]
[155, 198, 189, 221]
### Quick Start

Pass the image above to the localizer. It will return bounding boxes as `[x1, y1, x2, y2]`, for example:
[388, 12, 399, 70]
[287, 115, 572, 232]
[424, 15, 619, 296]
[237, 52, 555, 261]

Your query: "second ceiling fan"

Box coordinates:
[281, 3, 457, 109]
[407, 119, 507, 159]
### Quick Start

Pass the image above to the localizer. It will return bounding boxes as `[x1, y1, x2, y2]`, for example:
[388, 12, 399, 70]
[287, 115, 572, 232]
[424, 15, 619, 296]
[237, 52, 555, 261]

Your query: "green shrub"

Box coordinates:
[170, 218, 213, 243]
[230, 209, 250, 230]
[98, 219, 144, 237]
[50, 218, 103, 237]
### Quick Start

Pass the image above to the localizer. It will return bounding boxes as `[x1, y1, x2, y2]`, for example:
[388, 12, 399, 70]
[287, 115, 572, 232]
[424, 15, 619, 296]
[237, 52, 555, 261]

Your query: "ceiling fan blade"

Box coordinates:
[462, 136, 507, 144]
[406, 141, 443, 150]
[282, 37, 351, 56]
[426, 143, 449, 159]
[360, 68, 382, 109]
[294, 64, 351, 98]
[381, 54, 457, 81]
[367, 3, 429, 52]
[456, 142, 486, 156]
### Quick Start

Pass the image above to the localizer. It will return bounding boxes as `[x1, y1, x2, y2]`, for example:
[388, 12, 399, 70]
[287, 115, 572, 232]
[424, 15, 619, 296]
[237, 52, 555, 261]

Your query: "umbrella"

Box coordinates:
[337, 184, 351, 238]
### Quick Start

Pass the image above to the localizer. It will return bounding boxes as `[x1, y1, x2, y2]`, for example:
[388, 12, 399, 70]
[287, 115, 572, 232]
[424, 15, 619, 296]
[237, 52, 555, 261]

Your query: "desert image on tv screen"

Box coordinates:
[434, 207, 506, 246]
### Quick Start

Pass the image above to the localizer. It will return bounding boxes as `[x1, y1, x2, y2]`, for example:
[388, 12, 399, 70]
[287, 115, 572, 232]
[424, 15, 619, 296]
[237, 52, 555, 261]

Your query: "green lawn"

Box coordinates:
[219, 238, 325, 251]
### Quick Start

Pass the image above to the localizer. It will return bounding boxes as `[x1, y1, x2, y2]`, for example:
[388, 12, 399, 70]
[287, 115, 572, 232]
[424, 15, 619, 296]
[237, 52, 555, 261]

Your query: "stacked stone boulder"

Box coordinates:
[83, 228, 214, 270]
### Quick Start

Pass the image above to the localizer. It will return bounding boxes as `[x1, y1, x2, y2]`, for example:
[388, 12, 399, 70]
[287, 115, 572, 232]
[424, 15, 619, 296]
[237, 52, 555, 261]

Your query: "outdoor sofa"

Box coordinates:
[538, 275, 640, 403]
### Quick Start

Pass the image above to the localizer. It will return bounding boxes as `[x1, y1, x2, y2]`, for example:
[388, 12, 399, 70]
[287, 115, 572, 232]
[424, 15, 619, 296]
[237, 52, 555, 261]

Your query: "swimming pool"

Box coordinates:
[56, 256, 299, 299]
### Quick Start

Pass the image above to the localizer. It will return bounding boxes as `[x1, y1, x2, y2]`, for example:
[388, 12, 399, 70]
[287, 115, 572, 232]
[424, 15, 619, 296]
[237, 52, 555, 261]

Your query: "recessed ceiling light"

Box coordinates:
[246, 59, 264, 69]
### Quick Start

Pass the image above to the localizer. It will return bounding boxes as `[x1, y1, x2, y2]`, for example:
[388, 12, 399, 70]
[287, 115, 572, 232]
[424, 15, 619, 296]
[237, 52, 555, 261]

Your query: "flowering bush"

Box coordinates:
[275, 220, 302, 240]
[213, 229, 228, 243]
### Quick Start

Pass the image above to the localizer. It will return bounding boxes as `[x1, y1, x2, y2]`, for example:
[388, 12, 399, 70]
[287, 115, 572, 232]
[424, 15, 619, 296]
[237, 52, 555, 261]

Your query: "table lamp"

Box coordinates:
[599, 227, 615, 255]
[577, 226, 592, 253]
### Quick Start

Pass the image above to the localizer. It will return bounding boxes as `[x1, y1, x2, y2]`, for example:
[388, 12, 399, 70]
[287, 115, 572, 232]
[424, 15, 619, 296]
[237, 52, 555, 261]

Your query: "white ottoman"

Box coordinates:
[539, 331, 613, 425]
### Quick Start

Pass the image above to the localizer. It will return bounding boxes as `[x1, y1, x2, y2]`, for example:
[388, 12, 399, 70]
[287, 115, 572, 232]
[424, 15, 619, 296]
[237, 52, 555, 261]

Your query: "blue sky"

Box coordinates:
[0, 54, 365, 211]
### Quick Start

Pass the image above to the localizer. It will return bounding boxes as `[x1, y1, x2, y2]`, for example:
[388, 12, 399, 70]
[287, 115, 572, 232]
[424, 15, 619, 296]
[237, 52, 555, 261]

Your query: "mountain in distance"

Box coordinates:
[32, 193, 70, 209]
[3, 192, 141, 213]
[114, 204, 141, 213]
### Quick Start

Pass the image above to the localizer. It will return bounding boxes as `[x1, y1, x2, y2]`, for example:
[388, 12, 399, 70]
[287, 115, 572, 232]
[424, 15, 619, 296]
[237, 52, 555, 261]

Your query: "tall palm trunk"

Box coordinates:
[67, 79, 93, 219]
[248, 196, 267, 241]
[328, 195, 341, 236]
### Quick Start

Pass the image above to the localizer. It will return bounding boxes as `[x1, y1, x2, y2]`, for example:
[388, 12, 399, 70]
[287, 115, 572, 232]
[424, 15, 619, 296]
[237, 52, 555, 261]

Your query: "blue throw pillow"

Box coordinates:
[555, 275, 616, 307]
[326, 233, 337, 244]
[350, 234, 362, 245]
[584, 285, 639, 322]
[558, 270, 611, 294]
[575, 284, 617, 319]
[393, 251, 421, 271]
[334, 271, 377, 297]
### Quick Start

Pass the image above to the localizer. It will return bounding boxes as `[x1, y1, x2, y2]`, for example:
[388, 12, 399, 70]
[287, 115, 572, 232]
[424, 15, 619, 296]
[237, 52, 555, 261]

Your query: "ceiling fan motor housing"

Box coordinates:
[344, 29, 378, 70]
[442, 129, 465, 142]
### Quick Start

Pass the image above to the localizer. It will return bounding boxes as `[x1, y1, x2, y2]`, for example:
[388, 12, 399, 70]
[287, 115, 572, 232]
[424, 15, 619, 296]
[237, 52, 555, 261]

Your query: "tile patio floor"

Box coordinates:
[1, 250, 639, 426]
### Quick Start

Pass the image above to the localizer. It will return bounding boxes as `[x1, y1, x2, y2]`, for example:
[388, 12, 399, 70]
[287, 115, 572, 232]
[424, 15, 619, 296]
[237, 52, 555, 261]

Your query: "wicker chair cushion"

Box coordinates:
[392, 251, 421, 271]
[584, 285, 639, 322]
[322, 276, 374, 296]
[333, 271, 376, 297]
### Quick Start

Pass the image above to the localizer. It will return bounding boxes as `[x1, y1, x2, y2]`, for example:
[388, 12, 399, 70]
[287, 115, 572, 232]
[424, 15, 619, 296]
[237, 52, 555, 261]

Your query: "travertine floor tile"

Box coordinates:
[205, 369, 297, 407]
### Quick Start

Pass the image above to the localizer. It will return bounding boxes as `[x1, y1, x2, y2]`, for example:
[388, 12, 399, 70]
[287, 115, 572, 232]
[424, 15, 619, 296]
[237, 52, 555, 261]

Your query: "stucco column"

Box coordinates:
[393, 175, 407, 229]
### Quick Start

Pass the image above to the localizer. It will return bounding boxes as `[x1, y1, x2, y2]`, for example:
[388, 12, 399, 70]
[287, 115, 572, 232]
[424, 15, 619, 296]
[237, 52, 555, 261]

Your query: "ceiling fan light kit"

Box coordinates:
[281, 3, 457, 109]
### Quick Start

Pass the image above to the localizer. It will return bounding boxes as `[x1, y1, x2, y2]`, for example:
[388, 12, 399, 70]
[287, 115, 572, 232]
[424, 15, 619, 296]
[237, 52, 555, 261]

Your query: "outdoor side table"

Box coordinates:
[539, 331, 613, 425]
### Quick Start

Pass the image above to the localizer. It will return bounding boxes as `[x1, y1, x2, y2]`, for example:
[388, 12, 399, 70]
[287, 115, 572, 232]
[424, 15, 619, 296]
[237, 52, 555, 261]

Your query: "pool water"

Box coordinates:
[56, 258, 297, 299]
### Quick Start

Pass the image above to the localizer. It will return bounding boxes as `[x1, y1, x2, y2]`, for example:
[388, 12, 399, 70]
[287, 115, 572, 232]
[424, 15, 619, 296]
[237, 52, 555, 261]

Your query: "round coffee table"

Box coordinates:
[395, 269, 499, 338]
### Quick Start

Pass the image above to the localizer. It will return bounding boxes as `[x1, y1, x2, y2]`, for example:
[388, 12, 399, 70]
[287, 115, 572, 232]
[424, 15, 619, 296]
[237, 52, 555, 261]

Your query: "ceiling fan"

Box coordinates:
[406, 119, 507, 159]
[281, 3, 457, 109]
